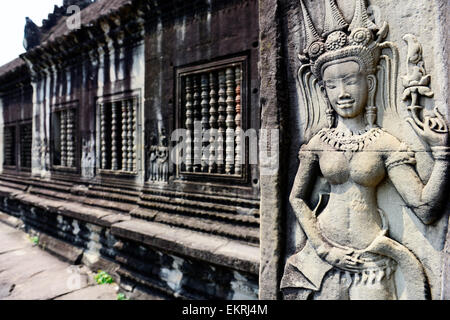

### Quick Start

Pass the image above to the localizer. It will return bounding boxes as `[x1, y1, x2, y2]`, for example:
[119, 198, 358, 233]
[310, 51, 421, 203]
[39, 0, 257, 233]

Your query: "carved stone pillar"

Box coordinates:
[60, 110, 68, 167]
[193, 76, 202, 172]
[122, 101, 129, 171]
[127, 100, 134, 172]
[132, 98, 137, 172]
[217, 70, 226, 174]
[185, 76, 194, 172]
[209, 72, 218, 173]
[201, 73, 210, 172]
[111, 102, 118, 171]
[66, 109, 75, 168]
[225, 68, 236, 175]
[100, 104, 107, 169]
[235, 66, 243, 176]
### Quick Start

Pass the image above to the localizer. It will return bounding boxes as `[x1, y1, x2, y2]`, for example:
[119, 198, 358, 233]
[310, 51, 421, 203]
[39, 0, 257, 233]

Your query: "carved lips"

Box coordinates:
[336, 99, 356, 109]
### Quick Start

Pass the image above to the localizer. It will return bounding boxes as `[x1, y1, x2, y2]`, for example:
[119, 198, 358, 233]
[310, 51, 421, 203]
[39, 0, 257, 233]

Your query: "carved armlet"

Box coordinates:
[431, 146, 450, 161]
[298, 145, 319, 162]
[385, 143, 417, 171]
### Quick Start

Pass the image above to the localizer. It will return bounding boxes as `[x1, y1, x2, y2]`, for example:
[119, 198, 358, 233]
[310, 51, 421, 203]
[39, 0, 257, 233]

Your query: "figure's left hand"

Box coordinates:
[407, 107, 449, 147]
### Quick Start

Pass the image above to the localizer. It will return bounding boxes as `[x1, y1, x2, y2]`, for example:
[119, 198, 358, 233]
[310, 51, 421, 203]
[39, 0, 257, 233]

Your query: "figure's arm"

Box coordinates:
[289, 147, 326, 251]
[387, 145, 449, 225]
[289, 146, 360, 266]
[388, 110, 450, 225]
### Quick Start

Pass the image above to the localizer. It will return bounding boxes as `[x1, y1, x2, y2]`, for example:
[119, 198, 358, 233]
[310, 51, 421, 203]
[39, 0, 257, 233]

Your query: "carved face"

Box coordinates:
[322, 60, 369, 119]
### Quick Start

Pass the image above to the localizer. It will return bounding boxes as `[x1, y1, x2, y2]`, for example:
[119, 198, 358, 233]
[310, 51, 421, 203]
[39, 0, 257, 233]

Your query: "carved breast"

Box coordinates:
[319, 151, 386, 187]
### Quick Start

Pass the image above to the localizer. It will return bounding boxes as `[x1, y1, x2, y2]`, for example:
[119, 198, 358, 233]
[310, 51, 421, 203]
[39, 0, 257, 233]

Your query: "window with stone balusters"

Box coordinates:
[3, 122, 32, 171]
[176, 56, 247, 181]
[98, 97, 138, 174]
[51, 103, 78, 170]
[3, 125, 16, 168]
[20, 122, 32, 170]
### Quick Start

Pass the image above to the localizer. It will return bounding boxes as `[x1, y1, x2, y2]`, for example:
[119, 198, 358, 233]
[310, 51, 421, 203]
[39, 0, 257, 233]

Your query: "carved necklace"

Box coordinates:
[318, 127, 383, 153]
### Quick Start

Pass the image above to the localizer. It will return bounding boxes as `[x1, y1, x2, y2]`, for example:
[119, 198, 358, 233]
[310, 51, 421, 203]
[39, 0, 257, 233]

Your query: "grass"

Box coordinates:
[94, 270, 114, 285]
[117, 293, 128, 301]
[29, 235, 39, 246]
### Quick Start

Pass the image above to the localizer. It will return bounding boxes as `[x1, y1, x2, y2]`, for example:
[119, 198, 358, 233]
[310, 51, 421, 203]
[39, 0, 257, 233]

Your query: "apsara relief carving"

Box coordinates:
[281, 0, 449, 300]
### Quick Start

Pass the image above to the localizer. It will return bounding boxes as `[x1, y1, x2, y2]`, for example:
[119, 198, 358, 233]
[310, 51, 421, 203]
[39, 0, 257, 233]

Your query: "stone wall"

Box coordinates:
[259, 0, 449, 300]
[0, 0, 261, 300]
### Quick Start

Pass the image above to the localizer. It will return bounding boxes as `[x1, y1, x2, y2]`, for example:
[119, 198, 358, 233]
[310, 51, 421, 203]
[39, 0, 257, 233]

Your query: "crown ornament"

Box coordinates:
[298, 0, 389, 80]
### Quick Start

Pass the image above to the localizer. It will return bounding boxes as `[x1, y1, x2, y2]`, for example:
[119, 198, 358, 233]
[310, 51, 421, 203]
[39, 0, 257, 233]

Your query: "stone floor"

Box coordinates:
[0, 220, 119, 300]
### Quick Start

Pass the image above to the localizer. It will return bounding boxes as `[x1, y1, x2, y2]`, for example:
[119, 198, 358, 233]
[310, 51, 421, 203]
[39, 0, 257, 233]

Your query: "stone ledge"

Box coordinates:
[37, 233, 84, 265]
[0, 211, 23, 229]
[111, 219, 260, 275]
[1, 188, 131, 228]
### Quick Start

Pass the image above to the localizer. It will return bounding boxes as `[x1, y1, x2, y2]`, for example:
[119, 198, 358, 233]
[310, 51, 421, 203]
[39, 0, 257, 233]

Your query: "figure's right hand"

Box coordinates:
[318, 245, 363, 271]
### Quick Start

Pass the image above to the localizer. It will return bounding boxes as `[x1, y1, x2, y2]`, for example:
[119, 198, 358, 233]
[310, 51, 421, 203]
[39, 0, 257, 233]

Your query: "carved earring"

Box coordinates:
[321, 86, 335, 128]
[326, 102, 335, 128]
[365, 106, 377, 128]
[366, 75, 378, 128]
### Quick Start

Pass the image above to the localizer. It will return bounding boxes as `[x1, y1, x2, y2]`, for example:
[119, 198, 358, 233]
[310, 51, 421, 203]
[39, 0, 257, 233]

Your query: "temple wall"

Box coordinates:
[0, 0, 261, 300]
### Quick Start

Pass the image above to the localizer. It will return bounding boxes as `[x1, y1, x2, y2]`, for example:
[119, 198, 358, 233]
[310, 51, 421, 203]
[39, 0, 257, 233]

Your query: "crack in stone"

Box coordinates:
[49, 284, 96, 301]
[27, 270, 45, 280]
[0, 247, 27, 256]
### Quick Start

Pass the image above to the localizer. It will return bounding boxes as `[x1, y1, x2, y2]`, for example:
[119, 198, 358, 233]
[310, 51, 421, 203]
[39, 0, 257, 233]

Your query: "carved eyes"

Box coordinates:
[325, 76, 359, 90]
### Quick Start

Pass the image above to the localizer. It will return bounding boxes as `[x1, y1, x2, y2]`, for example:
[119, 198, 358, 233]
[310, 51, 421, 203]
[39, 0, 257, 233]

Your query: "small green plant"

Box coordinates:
[94, 270, 114, 285]
[29, 236, 39, 245]
[117, 293, 128, 301]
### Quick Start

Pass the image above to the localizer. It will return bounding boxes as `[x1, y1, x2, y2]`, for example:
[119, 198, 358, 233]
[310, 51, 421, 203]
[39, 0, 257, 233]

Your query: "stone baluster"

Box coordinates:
[127, 100, 133, 172]
[132, 98, 138, 172]
[217, 70, 226, 174]
[225, 67, 236, 175]
[4, 127, 14, 166]
[235, 66, 242, 176]
[209, 72, 218, 173]
[185, 76, 194, 172]
[193, 76, 202, 172]
[100, 104, 107, 169]
[67, 109, 75, 167]
[60, 110, 68, 167]
[111, 101, 119, 171]
[201, 73, 210, 172]
[122, 101, 129, 171]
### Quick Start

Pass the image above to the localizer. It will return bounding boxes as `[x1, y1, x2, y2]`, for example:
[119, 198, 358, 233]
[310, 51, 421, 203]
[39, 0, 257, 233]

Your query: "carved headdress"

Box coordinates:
[299, 0, 389, 80]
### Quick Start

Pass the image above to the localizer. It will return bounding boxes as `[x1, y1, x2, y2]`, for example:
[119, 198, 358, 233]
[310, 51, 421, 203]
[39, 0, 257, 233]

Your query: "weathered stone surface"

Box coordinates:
[0, 221, 117, 300]
[37, 233, 83, 264]
[258, 0, 289, 300]
[55, 284, 119, 301]
[112, 219, 260, 275]
[258, 0, 449, 300]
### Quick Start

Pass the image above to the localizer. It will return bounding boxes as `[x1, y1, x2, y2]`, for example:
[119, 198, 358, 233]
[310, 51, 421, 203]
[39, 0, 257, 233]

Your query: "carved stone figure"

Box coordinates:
[23, 17, 41, 51]
[281, 0, 449, 300]
[147, 128, 169, 183]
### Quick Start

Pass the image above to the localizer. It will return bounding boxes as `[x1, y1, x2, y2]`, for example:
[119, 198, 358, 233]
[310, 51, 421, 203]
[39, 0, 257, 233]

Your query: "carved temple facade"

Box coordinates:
[0, 0, 448, 300]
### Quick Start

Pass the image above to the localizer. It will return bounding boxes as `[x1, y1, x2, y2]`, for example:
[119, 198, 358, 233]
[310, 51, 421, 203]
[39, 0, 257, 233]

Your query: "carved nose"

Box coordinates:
[338, 84, 350, 100]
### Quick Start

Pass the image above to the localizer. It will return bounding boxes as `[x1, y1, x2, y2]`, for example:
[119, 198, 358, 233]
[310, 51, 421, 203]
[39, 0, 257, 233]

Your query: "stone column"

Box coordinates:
[258, 0, 287, 300]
